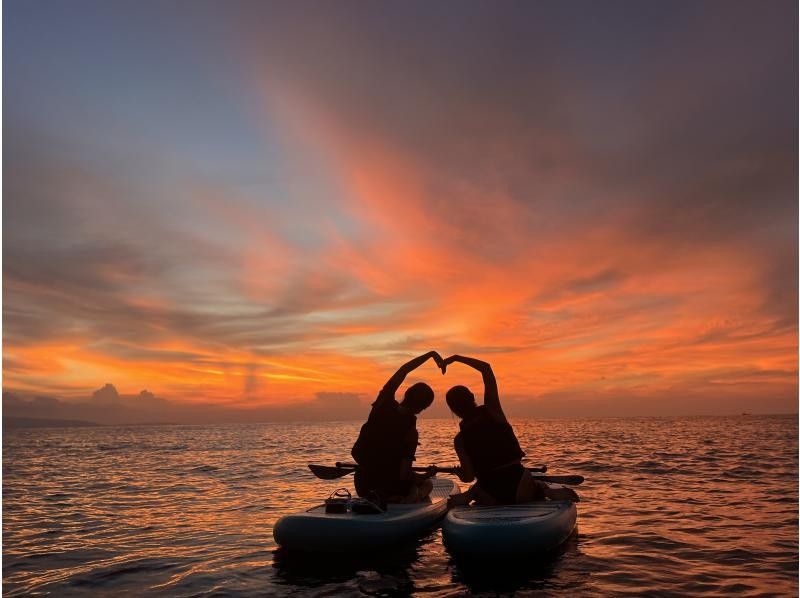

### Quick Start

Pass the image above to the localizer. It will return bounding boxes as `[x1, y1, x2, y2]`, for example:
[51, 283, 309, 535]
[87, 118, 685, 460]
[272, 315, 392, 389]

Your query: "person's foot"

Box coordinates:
[447, 493, 472, 508]
[545, 487, 580, 503]
[417, 479, 433, 501]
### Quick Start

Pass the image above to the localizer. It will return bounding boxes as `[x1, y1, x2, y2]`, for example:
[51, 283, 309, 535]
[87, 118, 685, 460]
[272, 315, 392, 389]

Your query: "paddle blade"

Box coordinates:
[308, 464, 355, 480]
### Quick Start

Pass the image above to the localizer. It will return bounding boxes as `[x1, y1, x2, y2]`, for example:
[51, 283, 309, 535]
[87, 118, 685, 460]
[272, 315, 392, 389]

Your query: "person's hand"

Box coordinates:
[447, 493, 471, 508]
[428, 351, 446, 373]
[441, 355, 460, 372]
[452, 466, 468, 482]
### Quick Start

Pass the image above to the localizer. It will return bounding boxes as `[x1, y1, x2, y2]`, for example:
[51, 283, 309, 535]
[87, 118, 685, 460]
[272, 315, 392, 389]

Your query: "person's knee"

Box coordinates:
[472, 484, 497, 505]
[418, 479, 433, 499]
[549, 487, 579, 502]
[405, 479, 432, 503]
[516, 473, 546, 503]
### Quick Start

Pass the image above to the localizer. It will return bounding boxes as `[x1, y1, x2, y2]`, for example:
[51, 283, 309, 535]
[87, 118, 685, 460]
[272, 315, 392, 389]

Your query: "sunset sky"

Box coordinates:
[4, 1, 797, 417]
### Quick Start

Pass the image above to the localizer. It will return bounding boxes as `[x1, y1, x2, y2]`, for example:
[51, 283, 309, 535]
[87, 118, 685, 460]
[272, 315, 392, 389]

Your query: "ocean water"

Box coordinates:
[3, 415, 797, 596]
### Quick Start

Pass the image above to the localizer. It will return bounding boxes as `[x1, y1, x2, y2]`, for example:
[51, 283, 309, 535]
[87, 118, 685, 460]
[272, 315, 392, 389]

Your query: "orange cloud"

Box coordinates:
[3, 24, 795, 419]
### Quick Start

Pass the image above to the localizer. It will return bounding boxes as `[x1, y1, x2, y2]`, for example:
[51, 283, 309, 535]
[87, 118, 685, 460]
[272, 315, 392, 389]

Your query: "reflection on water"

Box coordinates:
[274, 528, 579, 595]
[273, 537, 425, 594]
[448, 528, 581, 594]
[3, 416, 798, 596]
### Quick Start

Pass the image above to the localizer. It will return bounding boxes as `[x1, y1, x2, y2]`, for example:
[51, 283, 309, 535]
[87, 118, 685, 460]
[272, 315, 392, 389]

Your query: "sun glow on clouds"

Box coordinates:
[260, 87, 794, 393]
[3, 2, 796, 416]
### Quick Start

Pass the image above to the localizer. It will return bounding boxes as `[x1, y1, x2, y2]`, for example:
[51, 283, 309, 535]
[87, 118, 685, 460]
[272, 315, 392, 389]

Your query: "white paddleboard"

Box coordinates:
[442, 485, 577, 557]
[274, 477, 458, 552]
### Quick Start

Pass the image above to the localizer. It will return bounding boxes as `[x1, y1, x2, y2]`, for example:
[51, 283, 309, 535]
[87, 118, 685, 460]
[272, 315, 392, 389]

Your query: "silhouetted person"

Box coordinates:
[351, 351, 443, 506]
[443, 355, 579, 506]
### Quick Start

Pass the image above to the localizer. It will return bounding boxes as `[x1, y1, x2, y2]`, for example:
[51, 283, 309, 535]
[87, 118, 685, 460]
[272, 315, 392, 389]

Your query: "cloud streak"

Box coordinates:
[3, 1, 796, 416]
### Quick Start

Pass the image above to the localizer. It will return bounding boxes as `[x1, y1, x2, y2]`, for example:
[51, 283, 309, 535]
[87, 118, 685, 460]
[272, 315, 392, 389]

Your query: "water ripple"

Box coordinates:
[3, 415, 797, 596]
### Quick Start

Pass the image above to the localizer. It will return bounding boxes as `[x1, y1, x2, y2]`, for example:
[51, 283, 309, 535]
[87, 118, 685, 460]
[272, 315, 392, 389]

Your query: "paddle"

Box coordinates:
[336, 461, 546, 474]
[308, 463, 584, 486]
[306, 463, 442, 480]
[308, 464, 358, 480]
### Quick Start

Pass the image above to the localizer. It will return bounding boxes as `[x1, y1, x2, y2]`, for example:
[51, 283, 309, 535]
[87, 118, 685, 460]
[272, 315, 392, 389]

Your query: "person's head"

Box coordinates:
[400, 382, 434, 414]
[446, 385, 477, 419]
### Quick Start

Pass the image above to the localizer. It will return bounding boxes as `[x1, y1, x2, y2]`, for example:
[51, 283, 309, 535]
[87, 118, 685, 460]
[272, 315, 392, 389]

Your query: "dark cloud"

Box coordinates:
[88, 342, 207, 364]
[3, 231, 372, 358]
[533, 270, 629, 307]
[92, 383, 120, 402]
[2, 387, 372, 425]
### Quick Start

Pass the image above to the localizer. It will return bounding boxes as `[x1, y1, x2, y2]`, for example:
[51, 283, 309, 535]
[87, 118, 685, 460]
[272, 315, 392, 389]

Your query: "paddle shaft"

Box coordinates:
[335, 461, 546, 474]
[312, 463, 582, 485]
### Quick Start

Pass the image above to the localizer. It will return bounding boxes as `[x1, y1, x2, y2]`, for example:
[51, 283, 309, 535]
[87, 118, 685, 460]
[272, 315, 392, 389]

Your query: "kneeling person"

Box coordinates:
[351, 351, 442, 506]
[443, 355, 580, 506]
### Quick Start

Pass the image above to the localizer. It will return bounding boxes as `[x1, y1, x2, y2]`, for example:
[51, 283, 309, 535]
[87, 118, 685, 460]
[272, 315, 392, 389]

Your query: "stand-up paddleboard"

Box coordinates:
[274, 477, 458, 552]
[442, 484, 577, 558]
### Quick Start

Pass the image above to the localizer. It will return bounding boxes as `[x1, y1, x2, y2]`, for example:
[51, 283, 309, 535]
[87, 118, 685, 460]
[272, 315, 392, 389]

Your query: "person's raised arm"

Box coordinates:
[442, 355, 504, 419]
[376, 351, 444, 405]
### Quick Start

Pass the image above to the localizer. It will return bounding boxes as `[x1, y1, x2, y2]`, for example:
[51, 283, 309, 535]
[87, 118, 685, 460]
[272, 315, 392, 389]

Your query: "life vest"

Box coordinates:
[351, 399, 418, 472]
[459, 405, 525, 478]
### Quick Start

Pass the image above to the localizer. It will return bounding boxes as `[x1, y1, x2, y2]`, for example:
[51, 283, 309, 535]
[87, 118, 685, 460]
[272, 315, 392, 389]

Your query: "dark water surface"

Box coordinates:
[3, 416, 797, 596]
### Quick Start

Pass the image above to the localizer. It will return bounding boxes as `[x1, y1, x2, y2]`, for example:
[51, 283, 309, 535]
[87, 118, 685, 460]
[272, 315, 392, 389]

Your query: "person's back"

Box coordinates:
[351, 389, 419, 501]
[352, 396, 417, 469]
[459, 405, 524, 478]
[456, 405, 526, 504]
